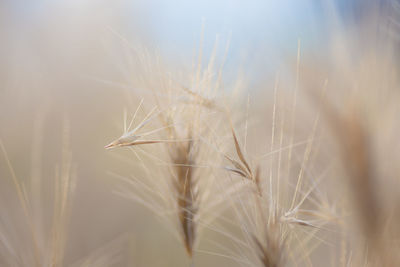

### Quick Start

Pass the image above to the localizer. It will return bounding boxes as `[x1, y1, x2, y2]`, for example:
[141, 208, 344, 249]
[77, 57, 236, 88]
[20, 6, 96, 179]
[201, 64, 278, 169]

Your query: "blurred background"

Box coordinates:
[0, 0, 398, 266]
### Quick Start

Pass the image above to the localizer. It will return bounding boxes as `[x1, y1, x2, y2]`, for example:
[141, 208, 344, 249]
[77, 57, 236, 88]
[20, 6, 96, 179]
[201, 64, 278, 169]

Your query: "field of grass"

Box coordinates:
[1, 1, 400, 266]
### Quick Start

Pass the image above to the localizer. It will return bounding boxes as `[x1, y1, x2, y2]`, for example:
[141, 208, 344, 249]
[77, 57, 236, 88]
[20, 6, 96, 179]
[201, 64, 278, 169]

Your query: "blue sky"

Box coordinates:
[3, 0, 368, 79]
[122, 0, 336, 78]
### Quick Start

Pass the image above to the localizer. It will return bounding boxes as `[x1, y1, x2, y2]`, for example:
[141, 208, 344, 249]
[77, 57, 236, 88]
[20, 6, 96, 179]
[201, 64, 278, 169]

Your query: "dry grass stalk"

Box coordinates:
[169, 130, 198, 256]
[104, 37, 237, 261]
[220, 81, 337, 266]
[105, 105, 169, 149]
[0, 121, 75, 267]
[106, 99, 215, 259]
[225, 126, 286, 267]
[105, 92, 203, 258]
[0, 119, 124, 267]
[316, 97, 397, 266]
